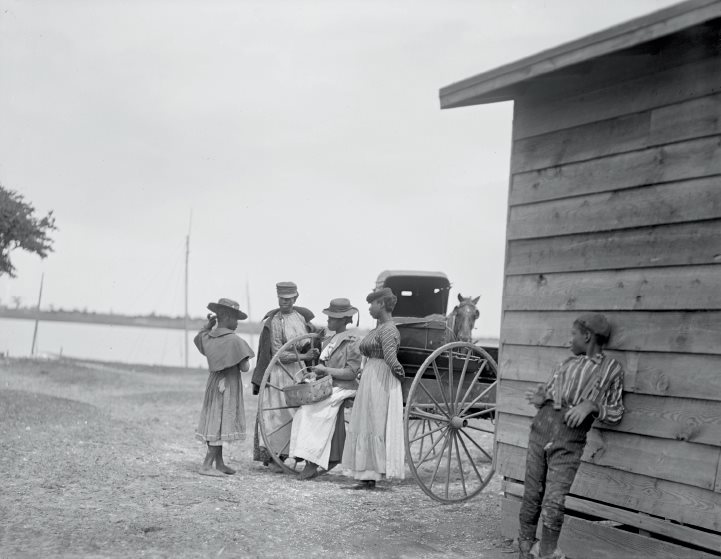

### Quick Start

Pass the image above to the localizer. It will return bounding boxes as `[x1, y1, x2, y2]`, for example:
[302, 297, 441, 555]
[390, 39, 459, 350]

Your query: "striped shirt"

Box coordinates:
[544, 353, 624, 424]
[359, 321, 405, 379]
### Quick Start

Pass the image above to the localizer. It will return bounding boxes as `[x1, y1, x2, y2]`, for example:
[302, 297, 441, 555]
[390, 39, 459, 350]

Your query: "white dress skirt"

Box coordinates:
[289, 386, 357, 469]
[342, 357, 405, 480]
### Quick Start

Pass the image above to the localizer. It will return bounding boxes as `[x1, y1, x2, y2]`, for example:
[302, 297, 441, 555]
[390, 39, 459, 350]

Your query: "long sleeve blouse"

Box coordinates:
[359, 321, 404, 379]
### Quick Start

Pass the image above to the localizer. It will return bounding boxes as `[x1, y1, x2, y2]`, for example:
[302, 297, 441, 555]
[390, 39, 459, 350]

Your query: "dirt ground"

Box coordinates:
[0, 357, 513, 558]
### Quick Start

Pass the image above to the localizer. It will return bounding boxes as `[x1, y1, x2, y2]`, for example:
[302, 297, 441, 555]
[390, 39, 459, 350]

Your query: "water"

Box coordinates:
[0, 318, 259, 368]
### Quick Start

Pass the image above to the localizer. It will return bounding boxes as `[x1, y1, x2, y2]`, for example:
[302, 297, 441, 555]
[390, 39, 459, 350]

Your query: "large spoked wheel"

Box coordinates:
[258, 332, 321, 475]
[404, 341, 498, 503]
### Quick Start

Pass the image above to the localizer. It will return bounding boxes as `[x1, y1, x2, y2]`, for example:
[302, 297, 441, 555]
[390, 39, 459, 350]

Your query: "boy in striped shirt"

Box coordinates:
[518, 313, 624, 559]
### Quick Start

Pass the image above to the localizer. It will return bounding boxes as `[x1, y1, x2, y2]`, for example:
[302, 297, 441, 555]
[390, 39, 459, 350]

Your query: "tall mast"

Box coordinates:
[184, 212, 192, 368]
[30, 273, 44, 356]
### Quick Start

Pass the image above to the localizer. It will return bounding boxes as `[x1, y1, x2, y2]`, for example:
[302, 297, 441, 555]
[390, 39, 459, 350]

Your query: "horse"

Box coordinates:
[447, 294, 480, 343]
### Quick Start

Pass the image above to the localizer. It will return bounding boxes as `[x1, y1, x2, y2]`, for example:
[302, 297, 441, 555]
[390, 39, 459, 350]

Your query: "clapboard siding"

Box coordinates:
[496, 442, 721, 532]
[511, 92, 721, 173]
[503, 265, 721, 311]
[510, 135, 721, 206]
[503, 480, 721, 554]
[513, 53, 721, 139]
[507, 176, 721, 239]
[506, 219, 721, 275]
[495, 412, 721, 488]
[499, 344, 721, 402]
[502, 310, 721, 355]
[497, 389, 721, 445]
[501, 497, 719, 558]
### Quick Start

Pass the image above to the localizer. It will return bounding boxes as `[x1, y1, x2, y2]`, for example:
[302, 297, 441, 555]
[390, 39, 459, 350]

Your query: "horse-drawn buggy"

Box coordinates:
[256, 270, 499, 503]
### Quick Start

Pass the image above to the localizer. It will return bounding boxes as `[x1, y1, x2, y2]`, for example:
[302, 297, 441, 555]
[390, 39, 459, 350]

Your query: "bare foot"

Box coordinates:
[216, 463, 236, 475]
[199, 466, 224, 477]
[266, 462, 284, 473]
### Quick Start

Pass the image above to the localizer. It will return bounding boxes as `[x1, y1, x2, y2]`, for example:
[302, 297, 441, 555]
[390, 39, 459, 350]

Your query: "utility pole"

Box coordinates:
[30, 273, 44, 356]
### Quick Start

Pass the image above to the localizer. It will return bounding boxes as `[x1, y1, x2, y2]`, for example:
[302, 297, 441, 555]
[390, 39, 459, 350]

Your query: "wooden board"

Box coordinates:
[503, 480, 721, 553]
[513, 55, 721, 139]
[496, 442, 721, 532]
[506, 221, 721, 275]
[501, 310, 721, 355]
[511, 93, 721, 173]
[496, 388, 721, 446]
[495, 418, 720, 490]
[507, 176, 721, 239]
[502, 265, 721, 311]
[501, 497, 718, 558]
[510, 135, 721, 206]
[499, 344, 721, 402]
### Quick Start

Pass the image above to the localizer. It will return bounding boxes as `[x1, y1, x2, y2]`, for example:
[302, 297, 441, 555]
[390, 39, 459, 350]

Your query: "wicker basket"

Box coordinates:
[283, 373, 332, 407]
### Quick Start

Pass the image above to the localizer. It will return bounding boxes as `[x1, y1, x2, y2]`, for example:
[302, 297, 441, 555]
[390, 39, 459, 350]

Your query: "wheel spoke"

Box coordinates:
[460, 380, 496, 417]
[454, 348, 472, 409]
[459, 428, 493, 462]
[408, 408, 448, 423]
[265, 417, 293, 438]
[428, 432, 451, 490]
[445, 425, 453, 499]
[417, 420, 426, 461]
[463, 423, 495, 434]
[447, 348, 455, 415]
[418, 381, 451, 418]
[431, 360, 452, 412]
[264, 381, 284, 392]
[262, 405, 298, 411]
[418, 426, 449, 466]
[462, 406, 496, 420]
[457, 429, 486, 486]
[277, 361, 296, 383]
[409, 422, 447, 444]
[279, 437, 290, 456]
[453, 431, 468, 497]
[457, 360, 487, 410]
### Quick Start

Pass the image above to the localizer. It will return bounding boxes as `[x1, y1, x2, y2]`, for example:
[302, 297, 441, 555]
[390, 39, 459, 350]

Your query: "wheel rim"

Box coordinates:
[404, 341, 498, 503]
[258, 332, 321, 475]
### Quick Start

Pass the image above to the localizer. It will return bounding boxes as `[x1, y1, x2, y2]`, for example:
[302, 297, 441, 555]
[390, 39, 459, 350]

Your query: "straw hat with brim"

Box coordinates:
[322, 298, 359, 319]
[207, 298, 248, 320]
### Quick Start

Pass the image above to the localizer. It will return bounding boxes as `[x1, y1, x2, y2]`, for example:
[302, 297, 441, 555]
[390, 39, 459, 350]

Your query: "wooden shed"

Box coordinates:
[440, 1, 721, 557]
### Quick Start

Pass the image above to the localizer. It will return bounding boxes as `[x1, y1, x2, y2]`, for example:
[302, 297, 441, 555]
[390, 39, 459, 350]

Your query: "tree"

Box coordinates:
[0, 185, 57, 277]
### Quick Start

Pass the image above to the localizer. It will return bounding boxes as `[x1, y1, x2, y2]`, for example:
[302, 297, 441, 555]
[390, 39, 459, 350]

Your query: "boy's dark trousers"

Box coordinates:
[518, 402, 595, 556]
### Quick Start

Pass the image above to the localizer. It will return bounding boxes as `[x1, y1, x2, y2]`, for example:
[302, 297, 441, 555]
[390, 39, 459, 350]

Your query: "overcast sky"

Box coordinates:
[0, 0, 679, 335]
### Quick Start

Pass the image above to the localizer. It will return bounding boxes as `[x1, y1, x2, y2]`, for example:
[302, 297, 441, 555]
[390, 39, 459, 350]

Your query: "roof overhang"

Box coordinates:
[440, 0, 721, 109]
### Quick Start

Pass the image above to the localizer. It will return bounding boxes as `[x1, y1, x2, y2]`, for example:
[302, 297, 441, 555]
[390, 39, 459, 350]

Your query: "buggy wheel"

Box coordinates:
[404, 341, 497, 503]
[258, 332, 321, 475]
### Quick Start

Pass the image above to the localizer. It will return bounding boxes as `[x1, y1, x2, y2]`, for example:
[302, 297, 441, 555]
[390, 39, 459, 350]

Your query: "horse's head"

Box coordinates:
[450, 294, 480, 342]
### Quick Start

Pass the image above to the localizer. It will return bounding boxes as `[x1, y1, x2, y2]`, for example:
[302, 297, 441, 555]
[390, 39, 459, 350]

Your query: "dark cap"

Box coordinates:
[322, 298, 358, 318]
[366, 287, 394, 303]
[276, 281, 298, 298]
[575, 313, 611, 338]
[207, 298, 248, 320]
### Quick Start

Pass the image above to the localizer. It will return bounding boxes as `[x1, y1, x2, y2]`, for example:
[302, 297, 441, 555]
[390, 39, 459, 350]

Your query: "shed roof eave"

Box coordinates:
[439, 0, 721, 109]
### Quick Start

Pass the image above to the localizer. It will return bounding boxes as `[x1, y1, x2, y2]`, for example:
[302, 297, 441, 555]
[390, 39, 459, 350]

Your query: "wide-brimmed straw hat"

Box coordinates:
[276, 281, 299, 298]
[207, 298, 248, 320]
[322, 298, 359, 318]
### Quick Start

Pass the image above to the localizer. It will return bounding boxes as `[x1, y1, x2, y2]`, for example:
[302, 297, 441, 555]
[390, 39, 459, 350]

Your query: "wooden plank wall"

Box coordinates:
[497, 21, 721, 558]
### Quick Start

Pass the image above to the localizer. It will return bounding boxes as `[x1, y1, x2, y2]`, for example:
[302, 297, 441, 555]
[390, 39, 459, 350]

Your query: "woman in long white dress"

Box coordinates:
[342, 287, 405, 490]
[290, 298, 361, 479]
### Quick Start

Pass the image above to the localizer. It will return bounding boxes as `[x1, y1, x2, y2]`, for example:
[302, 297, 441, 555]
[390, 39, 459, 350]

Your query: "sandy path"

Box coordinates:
[0, 357, 512, 558]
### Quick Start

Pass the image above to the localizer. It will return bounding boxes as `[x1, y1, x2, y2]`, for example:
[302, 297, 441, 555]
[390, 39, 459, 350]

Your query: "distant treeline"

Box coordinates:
[0, 306, 263, 333]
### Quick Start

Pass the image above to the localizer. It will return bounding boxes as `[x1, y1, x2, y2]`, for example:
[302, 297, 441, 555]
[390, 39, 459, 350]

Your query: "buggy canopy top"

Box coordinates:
[375, 270, 451, 318]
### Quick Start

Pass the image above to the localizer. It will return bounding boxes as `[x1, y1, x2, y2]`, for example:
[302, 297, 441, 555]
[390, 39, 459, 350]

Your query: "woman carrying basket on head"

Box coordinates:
[342, 287, 405, 490]
[289, 298, 361, 480]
